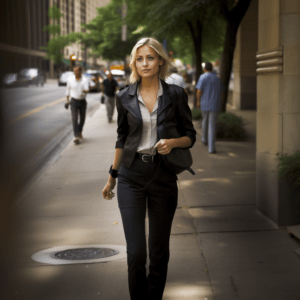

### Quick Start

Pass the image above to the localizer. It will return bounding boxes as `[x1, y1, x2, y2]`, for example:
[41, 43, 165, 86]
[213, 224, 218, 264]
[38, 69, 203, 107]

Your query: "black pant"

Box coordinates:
[117, 157, 178, 300]
[70, 98, 87, 137]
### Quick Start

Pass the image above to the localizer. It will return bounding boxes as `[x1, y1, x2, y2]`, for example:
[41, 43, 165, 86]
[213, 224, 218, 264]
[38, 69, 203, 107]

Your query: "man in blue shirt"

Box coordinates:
[196, 62, 223, 154]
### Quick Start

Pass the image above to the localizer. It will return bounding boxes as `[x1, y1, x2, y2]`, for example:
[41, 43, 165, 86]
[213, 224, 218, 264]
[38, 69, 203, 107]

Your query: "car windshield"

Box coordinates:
[20, 69, 38, 77]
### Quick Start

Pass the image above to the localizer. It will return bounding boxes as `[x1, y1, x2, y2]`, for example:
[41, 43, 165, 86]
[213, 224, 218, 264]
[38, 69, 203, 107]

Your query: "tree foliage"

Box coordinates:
[77, 0, 148, 62]
[125, 0, 227, 107]
[126, 0, 226, 63]
[41, 34, 79, 65]
[41, 6, 78, 65]
[71, 0, 226, 69]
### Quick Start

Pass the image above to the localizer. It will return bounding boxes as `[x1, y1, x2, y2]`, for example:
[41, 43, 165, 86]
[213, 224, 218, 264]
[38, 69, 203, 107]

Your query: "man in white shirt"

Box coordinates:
[65, 66, 90, 144]
[165, 67, 188, 94]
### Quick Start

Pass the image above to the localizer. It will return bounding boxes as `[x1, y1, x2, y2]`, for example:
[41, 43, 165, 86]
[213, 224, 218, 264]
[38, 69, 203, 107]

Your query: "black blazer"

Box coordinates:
[115, 79, 196, 168]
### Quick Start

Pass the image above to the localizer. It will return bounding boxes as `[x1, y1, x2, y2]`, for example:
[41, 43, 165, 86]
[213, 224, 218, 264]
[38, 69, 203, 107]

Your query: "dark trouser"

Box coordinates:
[70, 98, 87, 137]
[105, 95, 115, 120]
[117, 157, 178, 300]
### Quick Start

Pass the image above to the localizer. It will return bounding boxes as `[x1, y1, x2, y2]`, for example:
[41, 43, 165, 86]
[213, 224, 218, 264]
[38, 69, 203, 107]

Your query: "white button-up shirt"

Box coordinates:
[165, 73, 186, 89]
[65, 75, 89, 100]
[136, 80, 163, 155]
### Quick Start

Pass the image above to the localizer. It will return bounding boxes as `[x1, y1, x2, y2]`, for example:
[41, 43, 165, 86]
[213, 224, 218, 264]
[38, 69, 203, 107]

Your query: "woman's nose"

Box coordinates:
[142, 59, 148, 66]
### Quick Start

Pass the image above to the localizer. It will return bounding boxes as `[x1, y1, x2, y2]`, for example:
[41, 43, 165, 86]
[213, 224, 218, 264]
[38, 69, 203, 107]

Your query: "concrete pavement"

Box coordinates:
[5, 98, 300, 300]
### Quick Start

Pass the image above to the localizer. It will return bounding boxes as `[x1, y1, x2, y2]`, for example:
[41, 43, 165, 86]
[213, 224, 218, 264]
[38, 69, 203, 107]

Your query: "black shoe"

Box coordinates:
[209, 150, 216, 154]
[202, 141, 207, 145]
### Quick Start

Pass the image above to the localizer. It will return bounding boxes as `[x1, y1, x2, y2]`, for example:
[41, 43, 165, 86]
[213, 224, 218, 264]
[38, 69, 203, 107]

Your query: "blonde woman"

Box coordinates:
[102, 37, 196, 300]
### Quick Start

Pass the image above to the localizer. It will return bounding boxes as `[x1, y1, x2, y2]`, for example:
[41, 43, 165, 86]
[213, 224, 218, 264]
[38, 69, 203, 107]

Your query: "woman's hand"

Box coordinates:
[102, 177, 116, 200]
[154, 139, 174, 155]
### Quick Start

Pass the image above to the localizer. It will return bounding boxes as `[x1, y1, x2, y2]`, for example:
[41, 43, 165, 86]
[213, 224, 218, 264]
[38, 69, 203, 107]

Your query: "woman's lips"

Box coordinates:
[142, 69, 150, 72]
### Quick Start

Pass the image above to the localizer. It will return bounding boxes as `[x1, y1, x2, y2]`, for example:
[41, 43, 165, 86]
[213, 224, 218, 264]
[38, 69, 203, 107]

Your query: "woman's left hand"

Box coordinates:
[154, 139, 174, 155]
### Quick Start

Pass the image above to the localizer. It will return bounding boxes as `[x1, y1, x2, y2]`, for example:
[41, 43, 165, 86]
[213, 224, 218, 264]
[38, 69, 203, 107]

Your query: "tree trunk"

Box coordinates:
[219, 0, 252, 112]
[188, 20, 203, 109]
[194, 51, 203, 109]
[220, 22, 238, 112]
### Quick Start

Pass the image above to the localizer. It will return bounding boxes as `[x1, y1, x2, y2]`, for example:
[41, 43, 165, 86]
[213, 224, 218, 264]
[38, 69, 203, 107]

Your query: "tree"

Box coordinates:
[41, 6, 78, 75]
[76, 0, 148, 69]
[70, 0, 227, 110]
[219, 0, 252, 112]
[125, 0, 226, 108]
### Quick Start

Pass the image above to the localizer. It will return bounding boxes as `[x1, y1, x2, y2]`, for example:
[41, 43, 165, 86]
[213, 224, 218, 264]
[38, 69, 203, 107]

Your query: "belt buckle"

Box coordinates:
[142, 154, 152, 163]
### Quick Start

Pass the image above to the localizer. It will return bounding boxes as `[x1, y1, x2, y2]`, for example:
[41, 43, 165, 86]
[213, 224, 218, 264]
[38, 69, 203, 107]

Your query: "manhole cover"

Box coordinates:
[51, 247, 119, 260]
[31, 244, 127, 265]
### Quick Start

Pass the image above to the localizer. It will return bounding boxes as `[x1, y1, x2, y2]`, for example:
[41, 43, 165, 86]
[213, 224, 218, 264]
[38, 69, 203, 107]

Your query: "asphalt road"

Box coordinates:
[1, 82, 101, 189]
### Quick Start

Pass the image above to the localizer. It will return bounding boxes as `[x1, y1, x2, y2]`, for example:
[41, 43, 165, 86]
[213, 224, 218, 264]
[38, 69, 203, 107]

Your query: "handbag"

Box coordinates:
[100, 93, 105, 104]
[157, 121, 195, 175]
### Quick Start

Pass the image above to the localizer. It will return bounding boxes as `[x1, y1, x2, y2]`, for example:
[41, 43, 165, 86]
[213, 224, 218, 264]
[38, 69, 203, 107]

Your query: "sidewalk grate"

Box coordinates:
[52, 247, 119, 260]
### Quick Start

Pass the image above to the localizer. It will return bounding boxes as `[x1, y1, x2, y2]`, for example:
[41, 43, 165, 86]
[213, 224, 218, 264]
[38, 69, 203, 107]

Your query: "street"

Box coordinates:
[1, 82, 101, 187]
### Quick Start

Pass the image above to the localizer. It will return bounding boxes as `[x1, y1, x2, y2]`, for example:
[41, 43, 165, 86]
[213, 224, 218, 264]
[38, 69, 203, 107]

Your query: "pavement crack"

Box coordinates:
[197, 228, 285, 234]
[230, 276, 240, 298]
[179, 204, 255, 209]
[171, 232, 196, 236]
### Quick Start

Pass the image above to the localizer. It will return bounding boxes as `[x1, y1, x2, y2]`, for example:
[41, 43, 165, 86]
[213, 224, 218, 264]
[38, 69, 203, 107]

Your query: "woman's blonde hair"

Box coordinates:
[129, 37, 173, 84]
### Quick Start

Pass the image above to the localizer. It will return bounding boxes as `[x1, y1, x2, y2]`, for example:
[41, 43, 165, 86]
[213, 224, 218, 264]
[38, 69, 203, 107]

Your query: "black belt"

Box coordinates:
[135, 152, 159, 163]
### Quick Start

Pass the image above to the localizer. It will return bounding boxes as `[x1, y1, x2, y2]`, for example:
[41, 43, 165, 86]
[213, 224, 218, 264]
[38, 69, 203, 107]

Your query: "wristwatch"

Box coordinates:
[109, 165, 118, 178]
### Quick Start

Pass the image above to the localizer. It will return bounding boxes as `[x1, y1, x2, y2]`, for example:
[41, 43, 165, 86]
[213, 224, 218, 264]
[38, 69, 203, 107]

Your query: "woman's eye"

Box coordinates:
[148, 57, 154, 60]
[137, 58, 142, 61]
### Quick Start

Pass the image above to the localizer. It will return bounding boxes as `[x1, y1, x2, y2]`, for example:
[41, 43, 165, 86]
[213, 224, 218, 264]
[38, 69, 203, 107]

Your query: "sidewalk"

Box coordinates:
[45, 78, 58, 85]
[7, 99, 300, 300]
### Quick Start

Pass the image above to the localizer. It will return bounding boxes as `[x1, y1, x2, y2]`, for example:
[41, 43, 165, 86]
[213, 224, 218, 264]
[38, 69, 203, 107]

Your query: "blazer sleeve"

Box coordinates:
[115, 94, 129, 148]
[175, 88, 196, 148]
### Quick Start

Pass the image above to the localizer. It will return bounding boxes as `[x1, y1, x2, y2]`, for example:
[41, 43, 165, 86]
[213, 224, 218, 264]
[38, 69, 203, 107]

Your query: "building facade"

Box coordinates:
[0, 0, 50, 80]
[0, 0, 110, 80]
[232, 0, 300, 226]
[50, 0, 110, 77]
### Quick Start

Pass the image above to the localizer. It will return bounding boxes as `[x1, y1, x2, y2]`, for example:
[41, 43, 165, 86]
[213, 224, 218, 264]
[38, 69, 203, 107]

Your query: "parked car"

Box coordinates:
[19, 68, 45, 86]
[58, 71, 74, 86]
[83, 70, 102, 92]
[106, 69, 128, 89]
[2, 73, 30, 88]
[97, 70, 107, 83]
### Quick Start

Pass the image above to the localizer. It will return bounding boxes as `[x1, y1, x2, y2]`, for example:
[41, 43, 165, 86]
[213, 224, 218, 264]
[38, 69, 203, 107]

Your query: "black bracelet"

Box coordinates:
[109, 165, 118, 178]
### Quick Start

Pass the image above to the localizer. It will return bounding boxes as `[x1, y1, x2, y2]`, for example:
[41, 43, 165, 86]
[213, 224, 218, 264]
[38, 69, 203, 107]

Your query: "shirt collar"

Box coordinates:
[137, 79, 163, 104]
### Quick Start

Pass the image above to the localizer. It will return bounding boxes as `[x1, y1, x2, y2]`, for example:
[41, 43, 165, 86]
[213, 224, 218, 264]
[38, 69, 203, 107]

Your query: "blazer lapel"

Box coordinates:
[158, 79, 172, 117]
[120, 79, 171, 120]
[121, 82, 142, 120]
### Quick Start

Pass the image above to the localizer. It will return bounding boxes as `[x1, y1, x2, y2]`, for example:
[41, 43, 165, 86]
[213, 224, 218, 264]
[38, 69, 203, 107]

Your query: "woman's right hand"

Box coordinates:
[102, 177, 116, 200]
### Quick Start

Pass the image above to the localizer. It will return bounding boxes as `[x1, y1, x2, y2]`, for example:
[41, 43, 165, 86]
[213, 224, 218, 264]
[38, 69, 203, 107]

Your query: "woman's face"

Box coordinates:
[135, 45, 163, 79]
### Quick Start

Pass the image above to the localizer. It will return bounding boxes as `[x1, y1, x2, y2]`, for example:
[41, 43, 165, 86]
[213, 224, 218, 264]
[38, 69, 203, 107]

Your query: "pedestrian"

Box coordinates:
[102, 37, 196, 300]
[165, 66, 188, 94]
[65, 66, 90, 145]
[196, 62, 223, 154]
[101, 71, 118, 123]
